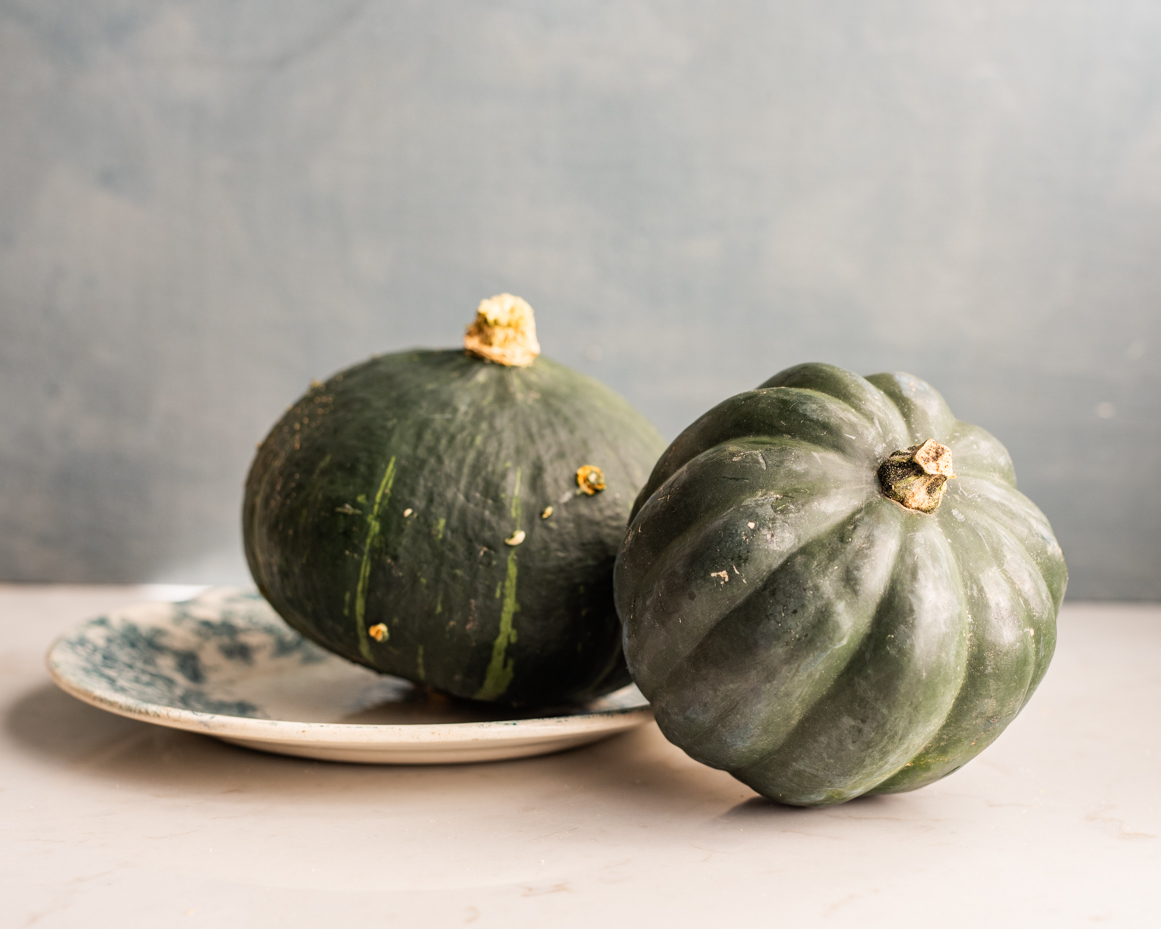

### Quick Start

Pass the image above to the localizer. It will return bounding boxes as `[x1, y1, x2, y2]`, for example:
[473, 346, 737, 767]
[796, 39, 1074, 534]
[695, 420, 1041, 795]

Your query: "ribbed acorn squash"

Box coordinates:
[245, 295, 665, 706]
[614, 363, 1066, 806]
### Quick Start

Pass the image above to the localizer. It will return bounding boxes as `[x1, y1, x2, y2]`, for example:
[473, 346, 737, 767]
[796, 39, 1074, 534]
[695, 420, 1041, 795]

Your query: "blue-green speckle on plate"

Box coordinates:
[47, 588, 651, 763]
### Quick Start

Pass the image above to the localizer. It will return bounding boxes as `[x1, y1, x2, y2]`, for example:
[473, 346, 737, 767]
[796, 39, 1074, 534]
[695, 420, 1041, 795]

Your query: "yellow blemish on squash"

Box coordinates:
[403, 508, 413, 517]
[541, 506, 553, 519]
[576, 465, 606, 495]
[711, 570, 729, 583]
[505, 529, 525, 546]
[747, 521, 756, 529]
[369, 623, 388, 642]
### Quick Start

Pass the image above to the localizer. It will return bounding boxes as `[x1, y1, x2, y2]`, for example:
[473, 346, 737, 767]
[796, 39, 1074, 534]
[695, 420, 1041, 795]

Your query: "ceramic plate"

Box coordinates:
[46, 588, 652, 764]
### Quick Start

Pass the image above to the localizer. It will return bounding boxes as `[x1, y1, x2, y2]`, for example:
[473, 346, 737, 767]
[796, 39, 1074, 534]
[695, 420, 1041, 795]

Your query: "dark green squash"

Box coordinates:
[614, 363, 1066, 806]
[244, 296, 666, 706]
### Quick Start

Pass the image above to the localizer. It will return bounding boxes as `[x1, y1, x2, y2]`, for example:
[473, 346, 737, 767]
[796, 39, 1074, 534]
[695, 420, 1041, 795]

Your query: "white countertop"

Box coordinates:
[3, 586, 1159, 927]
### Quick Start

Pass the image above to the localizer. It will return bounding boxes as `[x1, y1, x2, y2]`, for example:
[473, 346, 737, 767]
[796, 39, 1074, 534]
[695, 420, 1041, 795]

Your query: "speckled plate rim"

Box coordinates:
[44, 606, 653, 759]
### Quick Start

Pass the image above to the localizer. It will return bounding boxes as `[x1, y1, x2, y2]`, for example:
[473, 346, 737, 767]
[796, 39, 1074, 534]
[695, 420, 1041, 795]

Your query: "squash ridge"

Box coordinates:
[868, 528, 978, 795]
[757, 363, 910, 447]
[736, 516, 970, 805]
[634, 488, 870, 702]
[727, 504, 914, 797]
[655, 499, 895, 767]
[865, 371, 958, 442]
[938, 487, 1060, 701]
[630, 387, 887, 521]
[875, 498, 1051, 792]
[949, 477, 1067, 612]
[620, 437, 853, 614]
[942, 419, 1018, 487]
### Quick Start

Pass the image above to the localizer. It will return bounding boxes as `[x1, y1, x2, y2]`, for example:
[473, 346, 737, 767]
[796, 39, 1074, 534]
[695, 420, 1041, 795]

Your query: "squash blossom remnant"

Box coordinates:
[576, 465, 606, 495]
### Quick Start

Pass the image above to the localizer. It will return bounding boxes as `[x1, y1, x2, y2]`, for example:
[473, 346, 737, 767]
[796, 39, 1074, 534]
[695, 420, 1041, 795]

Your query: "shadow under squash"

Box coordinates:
[5, 682, 747, 813]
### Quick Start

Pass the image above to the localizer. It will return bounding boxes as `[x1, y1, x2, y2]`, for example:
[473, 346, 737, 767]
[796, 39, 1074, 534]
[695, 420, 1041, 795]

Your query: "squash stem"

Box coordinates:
[464, 294, 541, 366]
[878, 439, 955, 513]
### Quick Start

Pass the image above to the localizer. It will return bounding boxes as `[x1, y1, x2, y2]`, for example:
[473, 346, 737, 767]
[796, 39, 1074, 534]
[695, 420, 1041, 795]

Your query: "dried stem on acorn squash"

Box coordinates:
[878, 439, 956, 513]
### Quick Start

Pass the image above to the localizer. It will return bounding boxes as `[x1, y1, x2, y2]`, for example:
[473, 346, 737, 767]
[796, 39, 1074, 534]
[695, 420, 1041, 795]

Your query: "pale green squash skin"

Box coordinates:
[613, 363, 1066, 806]
[245, 350, 665, 707]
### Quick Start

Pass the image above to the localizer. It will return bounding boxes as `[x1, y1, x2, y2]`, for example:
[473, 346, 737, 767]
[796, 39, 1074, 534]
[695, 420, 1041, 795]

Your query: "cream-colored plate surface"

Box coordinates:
[46, 587, 652, 763]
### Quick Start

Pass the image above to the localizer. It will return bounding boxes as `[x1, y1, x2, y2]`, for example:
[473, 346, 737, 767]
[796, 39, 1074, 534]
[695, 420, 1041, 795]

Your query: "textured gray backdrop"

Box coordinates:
[2, 1, 1159, 598]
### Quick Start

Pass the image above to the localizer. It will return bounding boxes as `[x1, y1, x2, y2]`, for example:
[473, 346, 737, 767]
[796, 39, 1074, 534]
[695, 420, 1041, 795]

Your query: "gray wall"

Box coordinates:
[2, 1, 1159, 598]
